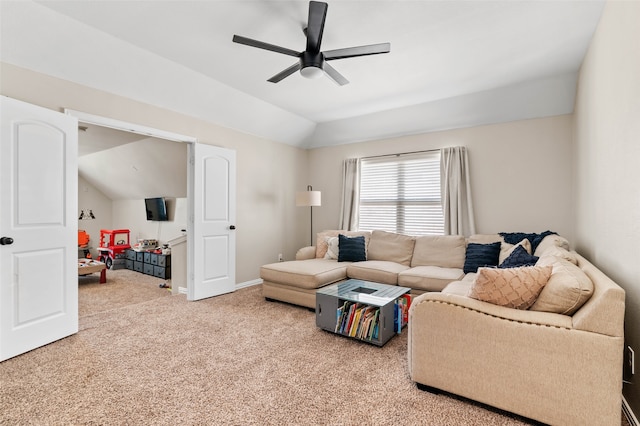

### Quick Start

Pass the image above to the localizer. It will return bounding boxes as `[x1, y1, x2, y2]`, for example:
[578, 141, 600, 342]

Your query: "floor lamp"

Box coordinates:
[296, 185, 322, 246]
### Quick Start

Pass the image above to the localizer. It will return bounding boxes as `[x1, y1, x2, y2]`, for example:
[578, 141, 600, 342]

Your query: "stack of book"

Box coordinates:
[333, 294, 413, 341]
[334, 302, 380, 341]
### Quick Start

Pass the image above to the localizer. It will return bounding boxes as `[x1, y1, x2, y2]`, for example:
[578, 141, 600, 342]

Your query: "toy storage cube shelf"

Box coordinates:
[125, 249, 171, 279]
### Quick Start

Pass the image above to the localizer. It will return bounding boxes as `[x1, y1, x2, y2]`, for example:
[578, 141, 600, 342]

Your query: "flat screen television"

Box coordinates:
[145, 197, 168, 221]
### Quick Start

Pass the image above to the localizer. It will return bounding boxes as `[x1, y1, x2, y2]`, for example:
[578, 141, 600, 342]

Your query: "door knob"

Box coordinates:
[229, 225, 236, 230]
[0, 237, 14, 245]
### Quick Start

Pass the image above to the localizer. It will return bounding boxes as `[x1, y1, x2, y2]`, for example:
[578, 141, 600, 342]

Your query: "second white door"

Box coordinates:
[188, 143, 236, 301]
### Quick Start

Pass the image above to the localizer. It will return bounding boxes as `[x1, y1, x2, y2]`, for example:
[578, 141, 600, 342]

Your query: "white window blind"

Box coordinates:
[358, 151, 443, 235]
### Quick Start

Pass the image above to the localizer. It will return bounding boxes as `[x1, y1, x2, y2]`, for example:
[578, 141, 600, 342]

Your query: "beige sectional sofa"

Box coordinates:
[409, 250, 625, 425]
[261, 229, 565, 308]
[261, 229, 626, 425]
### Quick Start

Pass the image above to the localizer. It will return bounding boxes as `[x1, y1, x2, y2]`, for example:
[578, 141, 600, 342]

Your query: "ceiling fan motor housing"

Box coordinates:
[300, 51, 324, 78]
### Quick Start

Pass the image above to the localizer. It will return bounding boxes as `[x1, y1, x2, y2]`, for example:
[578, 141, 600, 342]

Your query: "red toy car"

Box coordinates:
[97, 229, 131, 269]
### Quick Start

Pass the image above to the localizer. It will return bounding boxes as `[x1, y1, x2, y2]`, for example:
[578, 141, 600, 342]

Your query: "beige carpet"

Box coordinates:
[78, 268, 172, 317]
[0, 270, 628, 425]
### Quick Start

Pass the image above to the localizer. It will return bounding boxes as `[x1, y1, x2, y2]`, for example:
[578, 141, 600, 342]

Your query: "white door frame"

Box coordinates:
[66, 110, 197, 144]
[65, 109, 199, 294]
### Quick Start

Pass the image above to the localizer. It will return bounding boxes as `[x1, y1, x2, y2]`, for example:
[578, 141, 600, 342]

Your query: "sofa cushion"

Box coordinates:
[467, 234, 502, 245]
[537, 245, 578, 265]
[463, 242, 501, 273]
[316, 230, 371, 258]
[346, 260, 409, 285]
[499, 245, 539, 268]
[338, 234, 367, 262]
[442, 280, 472, 296]
[468, 265, 553, 310]
[530, 257, 594, 315]
[260, 259, 348, 290]
[533, 234, 570, 257]
[367, 230, 415, 266]
[398, 266, 465, 292]
[462, 272, 477, 282]
[411, 235, 466, 268]
[295, 246, 316, 260]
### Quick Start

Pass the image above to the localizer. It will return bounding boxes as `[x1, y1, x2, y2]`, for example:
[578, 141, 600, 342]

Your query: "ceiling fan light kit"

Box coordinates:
[232, 1, 390, 86]
[300, 64, 324, 79]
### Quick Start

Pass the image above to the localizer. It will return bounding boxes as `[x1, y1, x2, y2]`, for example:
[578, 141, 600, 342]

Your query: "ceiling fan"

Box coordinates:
[232, 1, 390, 86]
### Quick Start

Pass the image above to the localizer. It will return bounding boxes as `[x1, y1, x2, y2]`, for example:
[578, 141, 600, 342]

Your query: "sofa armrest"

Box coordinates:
[411, 292, 572, 329]
[295, 246, 316, 260]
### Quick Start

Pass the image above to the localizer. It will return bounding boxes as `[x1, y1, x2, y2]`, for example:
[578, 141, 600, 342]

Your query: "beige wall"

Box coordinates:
[573, 0, 640, 415]
[78, 176, 113, 258]
[309, 115, 574, 241]
[1, 63, 310, 284]
[112, 198, 188, 246]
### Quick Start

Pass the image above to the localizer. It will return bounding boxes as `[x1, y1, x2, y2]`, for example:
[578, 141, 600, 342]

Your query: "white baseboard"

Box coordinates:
[624, 395, 639, 426]
[176, 280, 261, 295]
[236, 278, 263, 290]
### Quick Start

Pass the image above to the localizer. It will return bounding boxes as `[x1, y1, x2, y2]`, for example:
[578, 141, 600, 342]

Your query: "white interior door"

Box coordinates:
[188, 143, 236, 301]
[0, 96, 78, 362]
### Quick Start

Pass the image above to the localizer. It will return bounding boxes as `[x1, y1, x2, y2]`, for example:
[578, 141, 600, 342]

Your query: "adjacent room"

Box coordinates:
[1, 0, 638, 425]
[77, 125, 187, 270]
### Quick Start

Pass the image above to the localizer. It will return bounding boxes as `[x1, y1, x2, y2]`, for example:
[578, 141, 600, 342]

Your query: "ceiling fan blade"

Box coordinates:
[306, 1, 328, 53]
[323, 42, 391, 60]
[232, 35, 300, 58]
[323, 62, 349, 86]
[268, 62, 302, 83]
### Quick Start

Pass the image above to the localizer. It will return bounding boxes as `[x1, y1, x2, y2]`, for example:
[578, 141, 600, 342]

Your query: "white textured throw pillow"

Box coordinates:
[324, 236, 339, 260]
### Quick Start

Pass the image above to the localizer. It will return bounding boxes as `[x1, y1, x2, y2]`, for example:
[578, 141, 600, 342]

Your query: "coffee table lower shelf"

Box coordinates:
[315, 279, 410, 347]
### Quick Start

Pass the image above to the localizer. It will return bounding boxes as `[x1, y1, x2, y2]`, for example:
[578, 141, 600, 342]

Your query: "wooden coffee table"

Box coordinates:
[78, 259, 107, 284]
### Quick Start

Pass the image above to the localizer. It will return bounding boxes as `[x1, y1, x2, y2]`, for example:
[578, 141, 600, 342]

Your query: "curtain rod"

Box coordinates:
[361, 148, 440, 160]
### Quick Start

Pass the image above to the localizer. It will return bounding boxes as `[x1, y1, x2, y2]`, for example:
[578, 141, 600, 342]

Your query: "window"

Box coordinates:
[358, 151, 443, 235]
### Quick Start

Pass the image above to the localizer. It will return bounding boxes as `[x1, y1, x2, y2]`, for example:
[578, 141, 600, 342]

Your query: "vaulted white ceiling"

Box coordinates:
[1, 0, 605, 148]
[77, 125, 188, 201]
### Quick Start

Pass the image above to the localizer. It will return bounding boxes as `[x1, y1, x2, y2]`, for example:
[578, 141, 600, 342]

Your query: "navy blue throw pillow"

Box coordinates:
[499, 231, 557, 254]
[463, 242, 501, 273]
[338, 234, 366, 262]
[499, 245, 539, 268]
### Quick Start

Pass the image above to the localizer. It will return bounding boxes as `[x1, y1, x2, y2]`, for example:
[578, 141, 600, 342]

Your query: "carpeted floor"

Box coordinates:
[0, 270, 629, 425]
[78, 268, 172, 317]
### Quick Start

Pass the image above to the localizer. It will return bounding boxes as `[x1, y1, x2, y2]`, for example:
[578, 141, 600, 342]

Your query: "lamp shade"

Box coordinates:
[296, 190, 321, 207]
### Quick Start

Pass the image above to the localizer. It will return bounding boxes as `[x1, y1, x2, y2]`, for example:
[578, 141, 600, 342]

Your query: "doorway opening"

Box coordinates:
[68, 109, 237, 303]
[68, 109, 194, 302]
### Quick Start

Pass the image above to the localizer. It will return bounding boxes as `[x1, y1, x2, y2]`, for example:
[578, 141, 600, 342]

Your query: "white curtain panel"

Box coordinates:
[441, 146, 476, 236]
[339, 158, 360, 230]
